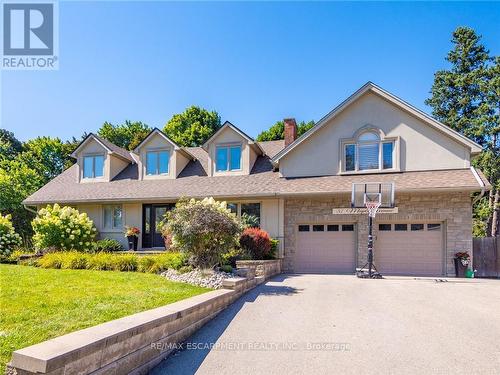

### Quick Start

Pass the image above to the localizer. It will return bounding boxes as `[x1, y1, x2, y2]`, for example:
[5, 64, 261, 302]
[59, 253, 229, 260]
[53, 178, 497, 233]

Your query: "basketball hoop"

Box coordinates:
[351, 182, 395, 279]
[365, 201, 381, 218]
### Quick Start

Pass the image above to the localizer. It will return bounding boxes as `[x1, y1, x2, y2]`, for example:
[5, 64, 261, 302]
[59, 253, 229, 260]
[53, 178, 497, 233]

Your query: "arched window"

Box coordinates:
[344, 130, 394, 172]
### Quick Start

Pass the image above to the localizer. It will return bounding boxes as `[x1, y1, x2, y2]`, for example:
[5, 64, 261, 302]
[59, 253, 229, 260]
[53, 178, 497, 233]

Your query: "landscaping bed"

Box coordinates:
[161, 268, 235, 289]
[0, 264, 210, 373]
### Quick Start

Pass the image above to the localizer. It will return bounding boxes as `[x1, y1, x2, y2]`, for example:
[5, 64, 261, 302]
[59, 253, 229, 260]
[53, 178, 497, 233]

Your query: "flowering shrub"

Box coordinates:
[239, 227, 272, 260]
[0, 214, 22, 257]
[32, 204, 96, 251]
[163, 197, 241, 268]
[125, 226, 140, 237]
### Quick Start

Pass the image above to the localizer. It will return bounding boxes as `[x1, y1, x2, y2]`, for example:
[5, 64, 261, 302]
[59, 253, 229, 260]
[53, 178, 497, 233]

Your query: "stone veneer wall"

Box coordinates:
[284, 192, 472, 276]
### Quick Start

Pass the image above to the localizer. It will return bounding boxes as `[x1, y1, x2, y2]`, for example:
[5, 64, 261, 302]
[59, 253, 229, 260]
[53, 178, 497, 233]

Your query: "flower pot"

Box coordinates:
[127, 236, 138, 251]
[454, 258, 468, 278]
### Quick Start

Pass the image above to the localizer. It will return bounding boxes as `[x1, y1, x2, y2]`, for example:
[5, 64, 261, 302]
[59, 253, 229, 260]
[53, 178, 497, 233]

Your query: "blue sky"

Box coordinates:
[1, 1, 499, 142]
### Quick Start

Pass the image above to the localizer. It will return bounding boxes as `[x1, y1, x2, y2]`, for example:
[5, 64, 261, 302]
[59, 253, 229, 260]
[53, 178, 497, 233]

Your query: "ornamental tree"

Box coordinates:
[163, 197, 241, 268]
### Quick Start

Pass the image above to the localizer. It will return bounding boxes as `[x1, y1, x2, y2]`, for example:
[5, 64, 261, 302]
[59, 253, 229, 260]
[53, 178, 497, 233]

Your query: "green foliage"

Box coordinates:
[178, 265, 194, 274]
[137, 253, 187, 273]
[0, 129, 22, 161]
[92, 238, 124, 252]
[0, 214, 22, 258]
[221, 248, 250, 267]
[239, 227, 272, 260]
[37, 251, 186, 273]
[0, 158, 42, 240]
[425, 27, 492, 144]
[0, 133, 79, 241]
[256, 120, 315, 142]
[22, 137, 72, 183]
[97, 120, 152, 151]
[220, 264, 233, 273]
[241, 213, 260, 228]
[112, 254, 139, 271]
[269, 238, 279, 259]
[426, 26, 499, 236]
[163, 106, 221, 147]
[163, 197, 242, 268]
[32, 204, 97, 251]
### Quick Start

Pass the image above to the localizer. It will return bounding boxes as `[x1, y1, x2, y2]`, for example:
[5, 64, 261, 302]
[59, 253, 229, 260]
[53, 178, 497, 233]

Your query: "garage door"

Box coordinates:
[375, 223, 443, 276]
[295, 224, 356, 273]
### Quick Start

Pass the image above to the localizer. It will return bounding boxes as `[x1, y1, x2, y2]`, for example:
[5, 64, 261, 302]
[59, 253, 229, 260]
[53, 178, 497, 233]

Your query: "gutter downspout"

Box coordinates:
[23, 205, 38, 214]
[470, 166, 486, 204]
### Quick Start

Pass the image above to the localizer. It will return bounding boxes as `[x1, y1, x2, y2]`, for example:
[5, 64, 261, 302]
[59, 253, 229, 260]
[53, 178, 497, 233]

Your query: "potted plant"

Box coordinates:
[124, 226, 140, 251]
[454, 251, 470, 278]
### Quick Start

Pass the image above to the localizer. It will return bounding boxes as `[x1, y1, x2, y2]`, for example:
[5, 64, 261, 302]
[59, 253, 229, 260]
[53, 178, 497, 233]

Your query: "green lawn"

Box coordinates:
[0, 264, 209, 372]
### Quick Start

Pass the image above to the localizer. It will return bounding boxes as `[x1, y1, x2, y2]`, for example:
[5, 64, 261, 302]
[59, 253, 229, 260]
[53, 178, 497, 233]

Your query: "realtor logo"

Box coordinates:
[2, 1, 58, 70]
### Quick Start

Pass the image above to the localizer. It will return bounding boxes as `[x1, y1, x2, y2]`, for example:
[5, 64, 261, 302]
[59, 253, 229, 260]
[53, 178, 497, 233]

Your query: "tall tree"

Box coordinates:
[0, 129, 23, 161]
[97, 121, 151, 150]
[163, 106, 221, 147]
[256, 120, 315, 142]
[0, 133, 80, 241]
[21, 137, 71, 184]
[0, 158, 42, 240]
[426, 27, 499, 236]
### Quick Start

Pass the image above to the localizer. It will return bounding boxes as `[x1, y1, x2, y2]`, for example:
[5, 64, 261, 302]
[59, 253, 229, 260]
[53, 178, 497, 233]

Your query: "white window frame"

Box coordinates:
[341, 129, 397, 174]
[215, 143, 242, 172]
[82, 154, 105, 179]
[102, 204, 123, 231]
[145, 149, 170, 176]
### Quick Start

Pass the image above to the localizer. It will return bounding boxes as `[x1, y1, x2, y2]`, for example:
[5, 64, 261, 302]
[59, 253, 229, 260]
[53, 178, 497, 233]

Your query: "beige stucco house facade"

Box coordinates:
[24, 82, 490, 276]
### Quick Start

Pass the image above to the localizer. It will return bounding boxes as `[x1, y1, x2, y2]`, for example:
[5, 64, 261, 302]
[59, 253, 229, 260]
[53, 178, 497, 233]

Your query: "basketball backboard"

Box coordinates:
[351, 182, 394, 208]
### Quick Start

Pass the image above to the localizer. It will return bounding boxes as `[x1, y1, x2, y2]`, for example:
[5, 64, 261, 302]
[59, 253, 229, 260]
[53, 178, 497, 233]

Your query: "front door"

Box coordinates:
[142, 204, 174, 248]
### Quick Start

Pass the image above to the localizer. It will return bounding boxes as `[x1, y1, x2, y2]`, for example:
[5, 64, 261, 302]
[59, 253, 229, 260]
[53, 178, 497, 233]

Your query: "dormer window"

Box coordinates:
[344, 130, 394, 172]
[83, 155, 104, 178]
[216, 145, 241, 172]
[146, 150, 169, 175]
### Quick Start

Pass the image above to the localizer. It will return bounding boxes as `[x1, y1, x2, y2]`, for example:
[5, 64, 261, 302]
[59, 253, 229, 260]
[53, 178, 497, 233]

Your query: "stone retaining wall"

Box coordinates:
[8, 267, 281, 375]
[235, 259, 282, 279]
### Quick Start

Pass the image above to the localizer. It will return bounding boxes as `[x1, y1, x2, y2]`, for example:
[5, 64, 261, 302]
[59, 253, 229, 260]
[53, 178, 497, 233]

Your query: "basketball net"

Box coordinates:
[365, 201, 381, 218]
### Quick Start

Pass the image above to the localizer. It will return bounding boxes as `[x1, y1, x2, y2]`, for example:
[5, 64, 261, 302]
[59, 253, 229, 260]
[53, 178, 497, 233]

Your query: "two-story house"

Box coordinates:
[23, 82, 490, 276]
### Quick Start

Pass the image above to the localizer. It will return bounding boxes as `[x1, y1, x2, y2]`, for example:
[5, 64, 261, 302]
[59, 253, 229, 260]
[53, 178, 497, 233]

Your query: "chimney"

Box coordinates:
[284, 118, 297, 147]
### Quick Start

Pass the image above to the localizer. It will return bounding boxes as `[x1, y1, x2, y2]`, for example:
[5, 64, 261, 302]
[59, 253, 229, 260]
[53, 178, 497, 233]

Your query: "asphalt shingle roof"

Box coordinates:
[23, 139, 488, 205]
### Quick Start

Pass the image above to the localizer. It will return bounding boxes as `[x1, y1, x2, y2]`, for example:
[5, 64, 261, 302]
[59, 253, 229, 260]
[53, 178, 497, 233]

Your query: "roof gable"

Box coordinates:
[71, 133, 133, 162]
[133, 128, 195, 160]
[203, 121, 264, 154]
[271, 82, 482, 164]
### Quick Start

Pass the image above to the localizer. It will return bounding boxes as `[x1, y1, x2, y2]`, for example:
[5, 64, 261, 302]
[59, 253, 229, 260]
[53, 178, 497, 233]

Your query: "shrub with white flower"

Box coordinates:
[0, 213, 22, 257]
[32, 204, 97, 251]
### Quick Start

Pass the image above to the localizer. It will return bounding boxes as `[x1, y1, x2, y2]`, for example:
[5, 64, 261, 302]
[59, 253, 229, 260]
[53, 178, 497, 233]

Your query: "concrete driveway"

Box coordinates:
[151, 274, 500, 375]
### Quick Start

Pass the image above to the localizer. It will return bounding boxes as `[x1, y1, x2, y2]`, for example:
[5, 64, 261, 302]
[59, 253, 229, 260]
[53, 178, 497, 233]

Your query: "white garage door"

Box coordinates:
[295, 224, 356, 273]
[375, 223, 443, 276]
